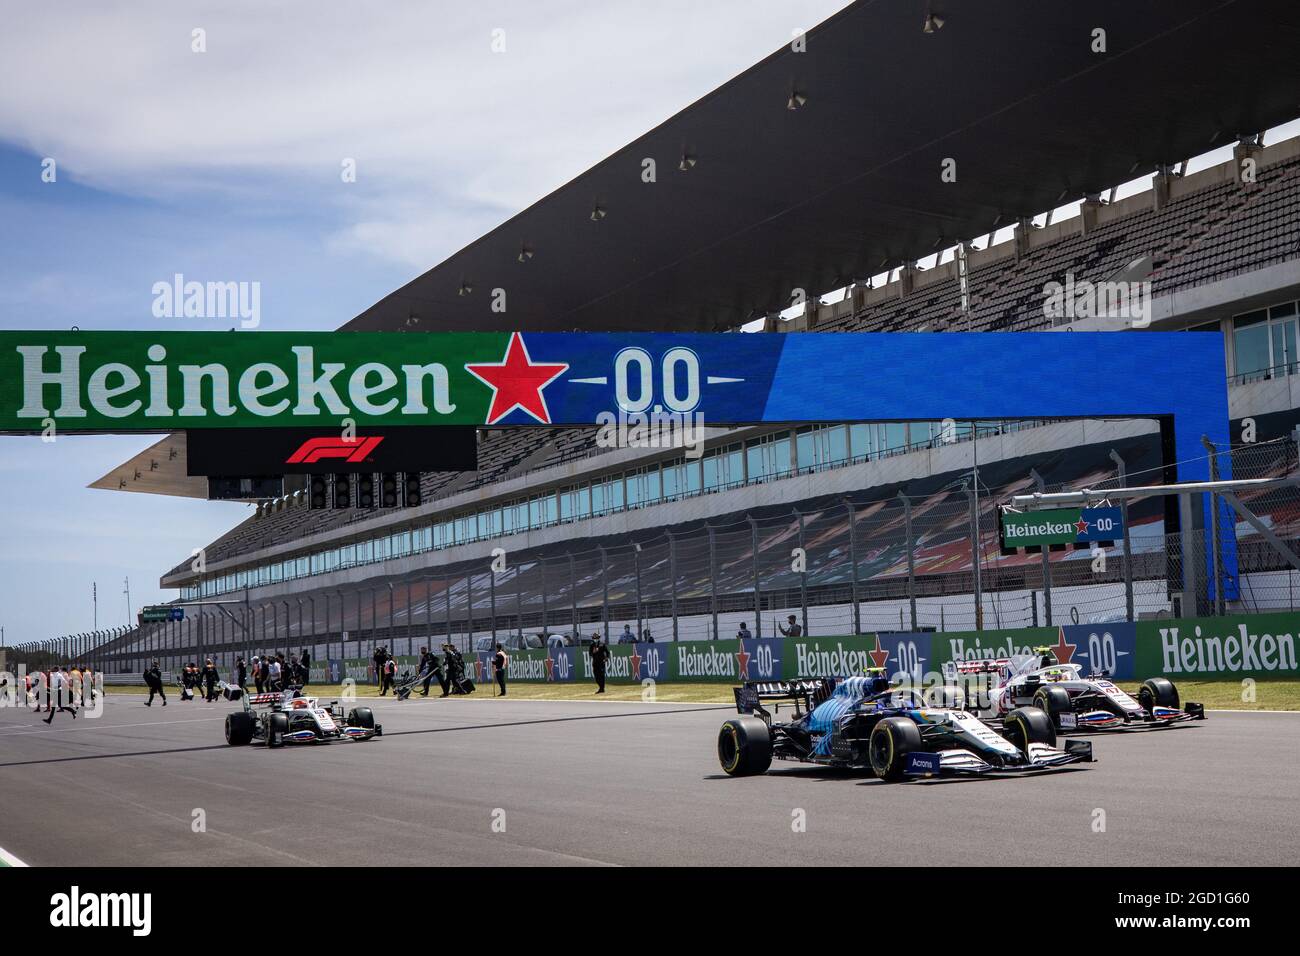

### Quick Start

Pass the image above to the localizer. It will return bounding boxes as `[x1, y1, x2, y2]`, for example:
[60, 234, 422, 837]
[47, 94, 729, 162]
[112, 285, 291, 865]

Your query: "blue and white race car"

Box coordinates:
[718, 671, 1092, 780]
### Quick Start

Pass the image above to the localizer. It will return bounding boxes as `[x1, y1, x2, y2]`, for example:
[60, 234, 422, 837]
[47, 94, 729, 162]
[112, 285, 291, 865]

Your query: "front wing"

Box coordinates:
[903, 739, 1094, 778]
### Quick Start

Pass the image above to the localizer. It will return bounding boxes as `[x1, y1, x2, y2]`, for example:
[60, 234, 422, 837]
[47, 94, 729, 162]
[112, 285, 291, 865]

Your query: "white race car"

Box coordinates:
[223, 687, 382, 747]
[945, 647, 1205, 731]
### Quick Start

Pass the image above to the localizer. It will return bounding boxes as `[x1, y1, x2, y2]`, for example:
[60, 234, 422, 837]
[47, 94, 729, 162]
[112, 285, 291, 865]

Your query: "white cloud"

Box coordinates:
[1, 1, 852, 268]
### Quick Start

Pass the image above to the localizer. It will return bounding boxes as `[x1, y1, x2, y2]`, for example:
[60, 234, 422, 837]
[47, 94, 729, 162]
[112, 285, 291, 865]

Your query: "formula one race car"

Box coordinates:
[717, 671, 1092, 780]
[223, 687, 382, 747]
[945, 647, 1205, 732]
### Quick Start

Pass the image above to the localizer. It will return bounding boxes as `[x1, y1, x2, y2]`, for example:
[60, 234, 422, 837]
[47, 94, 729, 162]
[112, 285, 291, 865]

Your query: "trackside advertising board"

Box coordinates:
[1000, 507, 1124, 547]
[293, 613, 1293, 686]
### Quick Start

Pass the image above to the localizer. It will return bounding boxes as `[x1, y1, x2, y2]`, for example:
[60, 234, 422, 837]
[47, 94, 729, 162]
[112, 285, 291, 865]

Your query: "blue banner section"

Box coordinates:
[631, 641, 671, 682]
[873, 632, 934, 683]
[735, 638, 784, 681]
[1078, 507, 1124, 542]
[1061, 622, 1137, 680]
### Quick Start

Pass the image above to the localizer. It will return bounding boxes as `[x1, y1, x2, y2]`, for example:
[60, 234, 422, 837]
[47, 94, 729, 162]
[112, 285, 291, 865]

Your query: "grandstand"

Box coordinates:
[13, 0, 1300, 674]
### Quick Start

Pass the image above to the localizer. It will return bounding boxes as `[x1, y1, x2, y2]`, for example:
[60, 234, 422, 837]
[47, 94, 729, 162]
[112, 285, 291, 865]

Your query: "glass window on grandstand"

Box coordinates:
[848, 422, 909, 459]
[1231, 302, 1300, 379]
[798, 425, 847, 470]
[627, 465, 662, 507]
[703, 443, 743, 491]
[591, 475, 624, 515]
[560, 484, 591, 522]
[747, 433, 792, 481]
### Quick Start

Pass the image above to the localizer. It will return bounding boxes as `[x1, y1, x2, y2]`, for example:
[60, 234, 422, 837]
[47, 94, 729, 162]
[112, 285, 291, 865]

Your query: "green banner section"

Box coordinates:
[0, 331, 508, 430]
[1136, 613, 1300, 680]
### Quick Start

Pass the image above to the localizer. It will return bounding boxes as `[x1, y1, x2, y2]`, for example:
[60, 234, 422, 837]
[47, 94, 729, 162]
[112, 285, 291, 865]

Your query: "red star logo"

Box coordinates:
[465, 332, 569, 425]
[735, 639, 752, 679]
[1074, 517, 1090, 536]
[869, 635, 890, 670]
[1050, 626, 1077, 665]
[544, 655, 555, 681]
[628, 646, 642, 679]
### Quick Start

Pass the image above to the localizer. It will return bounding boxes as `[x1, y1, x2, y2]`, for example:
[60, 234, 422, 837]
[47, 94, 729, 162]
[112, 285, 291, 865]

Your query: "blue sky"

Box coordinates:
[0, 0, 852, 643]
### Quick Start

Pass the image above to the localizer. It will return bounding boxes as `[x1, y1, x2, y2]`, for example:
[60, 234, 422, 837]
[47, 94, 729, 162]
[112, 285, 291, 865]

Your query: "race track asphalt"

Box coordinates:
[0, 692, 1295, 866]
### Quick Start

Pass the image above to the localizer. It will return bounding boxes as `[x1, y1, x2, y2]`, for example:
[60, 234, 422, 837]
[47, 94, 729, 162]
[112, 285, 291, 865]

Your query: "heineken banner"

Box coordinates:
[6, 328, 1232, 594]
[0, 331, 1227, 450]
[1138, 612, 1300, 680]
[1000, 506, 1124, 548]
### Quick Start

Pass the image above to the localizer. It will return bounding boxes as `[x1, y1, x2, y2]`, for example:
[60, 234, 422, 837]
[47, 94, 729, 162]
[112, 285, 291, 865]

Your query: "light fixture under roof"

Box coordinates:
[590, 204, 606, 221]
[787, 90, 807, 111]
[679, 152, 697, 171]
[518, 244, 534, 262]
[457, 281, 472, 296]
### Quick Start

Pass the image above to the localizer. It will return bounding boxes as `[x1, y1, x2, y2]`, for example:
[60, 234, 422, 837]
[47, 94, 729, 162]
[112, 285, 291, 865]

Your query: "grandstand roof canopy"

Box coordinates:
[348, 0, 1300, 334]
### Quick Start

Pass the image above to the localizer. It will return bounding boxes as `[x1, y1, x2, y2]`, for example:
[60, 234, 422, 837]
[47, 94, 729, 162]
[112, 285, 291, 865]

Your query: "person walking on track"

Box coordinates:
[143, 660, 167, 707]
[492, 643, 509, 696]
[589, 635, 609, 695]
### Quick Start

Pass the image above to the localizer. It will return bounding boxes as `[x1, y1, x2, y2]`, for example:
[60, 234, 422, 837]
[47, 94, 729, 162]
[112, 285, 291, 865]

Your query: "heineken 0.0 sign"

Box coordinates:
[1000, 507, 1124, 548]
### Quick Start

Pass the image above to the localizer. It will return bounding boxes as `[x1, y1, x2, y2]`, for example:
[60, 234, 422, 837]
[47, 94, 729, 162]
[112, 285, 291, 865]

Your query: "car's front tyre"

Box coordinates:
[1138, 677, 1179, 712]
[868, 717, 923, 782]
[717, 717, 772, 776]
[265, 712, 289, 748]
[225, 711, 255, 746]
[1003, 706, 1056, 752]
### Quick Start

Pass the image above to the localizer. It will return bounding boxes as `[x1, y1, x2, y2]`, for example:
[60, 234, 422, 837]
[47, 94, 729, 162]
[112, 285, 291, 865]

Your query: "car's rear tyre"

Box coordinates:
[1032, 685, 1072, 722]
[265, 712, 289, 748]
[868, 717, 923, 782]
[717, 717, 772, 776]
[225, 711, 255, 746]
[348, 706, 375, 729]
[1139, 677, 1179, 711]
[1003, 706, 1056, 751]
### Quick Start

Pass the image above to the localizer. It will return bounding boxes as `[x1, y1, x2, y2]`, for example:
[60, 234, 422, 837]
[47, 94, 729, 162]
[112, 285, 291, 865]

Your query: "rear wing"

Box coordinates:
[940, 658, 1011, 681]
[734, 678, 835, 719]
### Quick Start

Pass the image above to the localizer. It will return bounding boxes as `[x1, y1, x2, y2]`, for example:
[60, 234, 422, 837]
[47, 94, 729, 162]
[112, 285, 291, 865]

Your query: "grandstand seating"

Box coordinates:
[168, 142, 1300, 587]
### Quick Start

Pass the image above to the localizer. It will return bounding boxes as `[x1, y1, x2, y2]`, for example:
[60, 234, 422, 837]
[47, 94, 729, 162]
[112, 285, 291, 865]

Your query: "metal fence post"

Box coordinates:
[965, 481, 983, 631]
[540, 559, 549, 638]
[599, 546, 610, 642]
[489, 566, 498, 643]
[844, 498, 862, 635]
[1201, 435, 1224, 616]
[465, 574, 475, 653]
[797, 508, 809, 638]
[708, 526, 719, 641]
[1031, 469, 1053, 627]
[568, 554, 578, 641]
[634, 544, 643, 641]
[749, 516, 761, 638]
[898, 493, 916, 631]
[1108, 449, 1135, 622]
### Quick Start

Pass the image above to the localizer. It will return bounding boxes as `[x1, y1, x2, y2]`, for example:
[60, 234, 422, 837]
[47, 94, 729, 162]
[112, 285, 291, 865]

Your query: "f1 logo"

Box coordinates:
[286, 436, 384, 464]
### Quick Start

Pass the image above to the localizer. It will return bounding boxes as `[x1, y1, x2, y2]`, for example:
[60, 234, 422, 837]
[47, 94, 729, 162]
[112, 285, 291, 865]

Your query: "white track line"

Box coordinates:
[0, 846, 29, 867]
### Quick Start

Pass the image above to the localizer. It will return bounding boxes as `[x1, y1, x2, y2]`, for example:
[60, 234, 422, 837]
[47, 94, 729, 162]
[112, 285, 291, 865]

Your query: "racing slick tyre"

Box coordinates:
[1003, 706, 1056, 752]
[1138, 677, 1179, 711]
[1031, 685, 1072, 723]
[224, 711, 256, 746]
[868, 717, 923, 782]
[348, 707, 376, 729]
[717, 717, 772, 776]
[265, 712, 289, 748]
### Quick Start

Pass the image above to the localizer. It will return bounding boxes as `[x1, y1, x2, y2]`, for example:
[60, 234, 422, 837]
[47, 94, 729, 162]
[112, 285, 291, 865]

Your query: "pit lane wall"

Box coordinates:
[312, 612, 1300, 686]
